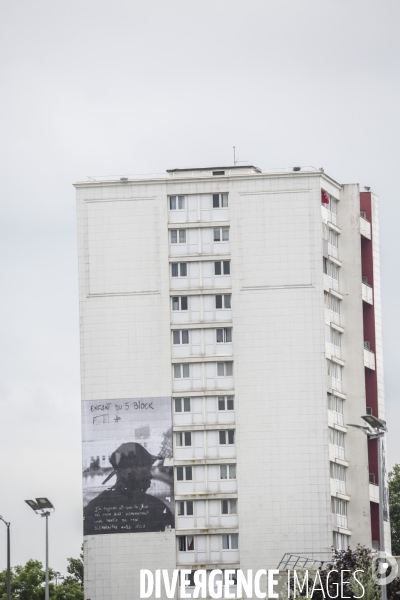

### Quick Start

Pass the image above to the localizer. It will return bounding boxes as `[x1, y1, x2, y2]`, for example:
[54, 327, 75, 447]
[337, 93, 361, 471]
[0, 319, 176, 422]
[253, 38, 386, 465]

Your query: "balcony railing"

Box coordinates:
[360, 216, 372, 239]
[364, 348, 376, 370]
[362, 282, 373, 305]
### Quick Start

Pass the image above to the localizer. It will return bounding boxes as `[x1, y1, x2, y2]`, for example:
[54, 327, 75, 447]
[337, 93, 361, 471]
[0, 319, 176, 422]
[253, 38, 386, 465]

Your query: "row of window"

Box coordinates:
[173, 361, 233, 378]
[170, 227, 229, 244]
[174, 396, 234, 413]
[177, 498, 237, 516]
[173, 328, 232, 345]
[176, 464, 236, 481]
[169, 193, 229, 211]
[176, 430, 235, 447]
[178, 533, 237, 552]
[172, 294, 231, 311]
[171, 260, 230, 278]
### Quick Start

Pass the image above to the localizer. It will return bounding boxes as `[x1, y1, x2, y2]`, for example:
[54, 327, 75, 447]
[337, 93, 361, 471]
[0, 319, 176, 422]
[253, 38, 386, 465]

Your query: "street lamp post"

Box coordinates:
[0, 516, 11, 600]
[347, 414, 388, 600]
[25, 498, 55, 600]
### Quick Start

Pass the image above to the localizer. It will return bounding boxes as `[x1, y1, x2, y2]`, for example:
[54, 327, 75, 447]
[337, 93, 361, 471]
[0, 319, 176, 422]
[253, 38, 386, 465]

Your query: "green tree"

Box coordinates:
[0, 551, 83, 600]
[389, 463, 400, 556]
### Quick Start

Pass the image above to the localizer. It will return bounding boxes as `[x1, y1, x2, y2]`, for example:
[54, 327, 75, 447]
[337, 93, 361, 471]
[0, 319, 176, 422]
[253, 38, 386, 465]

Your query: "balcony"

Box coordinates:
[364, 347, 376, 370]
[360, 215, 371, 239]
[362, 282, 373, 305]
[369, 483, 379, 504]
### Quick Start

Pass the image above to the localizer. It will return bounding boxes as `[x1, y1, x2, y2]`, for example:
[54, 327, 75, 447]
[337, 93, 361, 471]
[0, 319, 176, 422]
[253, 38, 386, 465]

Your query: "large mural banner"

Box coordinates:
[82, 397, 174, 535]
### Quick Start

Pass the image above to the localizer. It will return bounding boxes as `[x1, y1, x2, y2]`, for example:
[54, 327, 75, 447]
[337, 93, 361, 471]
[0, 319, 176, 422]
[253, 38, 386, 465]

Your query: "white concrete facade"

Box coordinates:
[75, 166, 389, 599]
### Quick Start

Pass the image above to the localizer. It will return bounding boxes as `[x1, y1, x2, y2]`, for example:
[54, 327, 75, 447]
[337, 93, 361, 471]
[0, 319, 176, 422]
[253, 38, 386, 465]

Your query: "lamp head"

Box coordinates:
[361, 415, 387, 431]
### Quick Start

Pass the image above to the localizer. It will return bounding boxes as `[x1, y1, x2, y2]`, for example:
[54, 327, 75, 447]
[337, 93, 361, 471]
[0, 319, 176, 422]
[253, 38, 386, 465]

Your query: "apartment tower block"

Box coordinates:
[75, 165, 389, 599]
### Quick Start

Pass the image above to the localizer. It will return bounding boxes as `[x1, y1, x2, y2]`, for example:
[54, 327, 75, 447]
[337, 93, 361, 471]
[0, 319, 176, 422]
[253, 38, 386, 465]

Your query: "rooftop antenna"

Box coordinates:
[233, 146, 248, 166]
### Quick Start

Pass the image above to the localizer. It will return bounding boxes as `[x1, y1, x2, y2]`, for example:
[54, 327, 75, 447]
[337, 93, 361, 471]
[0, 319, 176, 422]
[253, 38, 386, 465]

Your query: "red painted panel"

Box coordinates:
[370, 501, 380, 546]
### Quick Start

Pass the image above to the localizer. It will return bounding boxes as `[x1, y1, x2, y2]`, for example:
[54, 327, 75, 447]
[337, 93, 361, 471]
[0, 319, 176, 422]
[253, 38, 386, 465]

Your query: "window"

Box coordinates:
[216, 328, 232, 343]
[328, 229, 339, 249]
[174, 364, 190, 379]
[222, 534, 238, 550]
[221, 499, 237, 514]
[218, 396, 234, 411]
[220, 464, 236, 479]
[332, 497, 347, 516]
[170, 229, 186, 244]
[333, 532, 348, 551]
[213, 193, 229, 208]
[216, 294, 231, 309]
[324, 258, 339, 282]
[173, 330, 189, 344]
[328, 361, 342, 382]
[171, 263, 187, 277]
[217, 362, 233, 377]
[214, 261, 230, 275]
[330, 462, 346, 493]
[219, 430, 235, 445]
[172, 296, 188, 311]
[170, 195, 186, 210]
[325, 326, 341, 348]
[177, 500, 194, 516]
[328, 394, 344, 414]
[178, 535, 194, 551]
[177, 466, 192, 481]
[176, 432, 192, 447]
[214, 227, 230, 242]
[330, 428, 345, 459]
[175, 397, 191, 412]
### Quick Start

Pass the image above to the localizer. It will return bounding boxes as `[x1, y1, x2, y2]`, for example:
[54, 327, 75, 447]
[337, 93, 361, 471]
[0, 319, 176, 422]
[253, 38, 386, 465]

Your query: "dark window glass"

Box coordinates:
[173, 331, 180, 344]
[179, 230, 186, 243]
[182, 330, 189, 344]
[183, 398, 191, 412]
[171, 264, 178, 277]
[170, 196, 176, 210]
[184, 432, 192, 446]
[227, 396, 234, 410]
[222, 227, 229, 241]
[170, 230, 177, 243]
[178, 196, 185, 209]
[216, 295, 223, 309]
[186, 501, 194, 516]
[172, 297, 179, 310]
[186, 466, 192, 480]
[178, 536, 186, 551]
[180, 263, 187, 277]
[213, 194, 219, 208]
[216, 329, 224, 343]
[177, 467, 184, 481]
[215, 262, 222, 275]
[228, 430, 235, 444]
[175, 398, 182, 412]
[181, 297, 188, 310]
[214, 228, 221, 241]
[223, 261, 230, 275]
[218, 397, 225, 410]
[178, 501, 185, 516]
[187, 536, 194, 551]
[219, 431, 226, 444]
[224, 295, 231, 309]
[222, 500, 228, 514]
[225, 328, 232, 343]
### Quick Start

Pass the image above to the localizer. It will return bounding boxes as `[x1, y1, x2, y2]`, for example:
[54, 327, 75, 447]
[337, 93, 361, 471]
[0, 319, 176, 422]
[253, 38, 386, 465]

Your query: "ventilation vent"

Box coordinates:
[213, 170, 225, 176]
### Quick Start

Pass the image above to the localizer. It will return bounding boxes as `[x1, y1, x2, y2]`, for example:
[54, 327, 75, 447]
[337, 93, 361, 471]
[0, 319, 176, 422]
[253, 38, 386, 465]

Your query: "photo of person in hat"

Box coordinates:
[84, 442, 174, 535]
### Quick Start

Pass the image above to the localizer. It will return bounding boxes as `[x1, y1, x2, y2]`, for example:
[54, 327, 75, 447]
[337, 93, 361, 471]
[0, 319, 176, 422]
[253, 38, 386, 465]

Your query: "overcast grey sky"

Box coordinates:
[1, 0, 399, 574]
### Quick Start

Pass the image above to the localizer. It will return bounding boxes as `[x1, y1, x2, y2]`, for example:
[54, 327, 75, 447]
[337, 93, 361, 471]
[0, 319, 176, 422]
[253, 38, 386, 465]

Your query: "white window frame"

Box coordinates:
[177, 500, 194, 516]
[174, 397, 191, 413]
[176, 465, 193, 481]
[178, 535, 194, 552]
[219, 430, 235, 445]
[222, 534, 238, 550]
[216, 328, 232, 343]
[170, 195, 186, 211]
[173, 330, 189, 345]
[221, 499, 237, 515]
[220, 464, 236, 479]
[218, 396, 234, 411]
[217, 362, 233, 377]
[213, 193, 229, 208]
[171, 296, 188, 311]
[176, 431, 192, 447]
[213, 226, 230, 242]
[215, 294, 231, 309]
[171, 262, 188, 278]
[174, 364, 190, 379]
[214, 260, 230, 276]
[170, 229, 187, 244]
